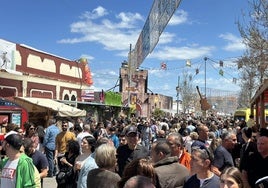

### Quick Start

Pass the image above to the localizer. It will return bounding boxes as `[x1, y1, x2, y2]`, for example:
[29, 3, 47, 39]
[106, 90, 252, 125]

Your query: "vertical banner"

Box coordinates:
[0, 39, 16, 70]
[130, 93, 137, 110]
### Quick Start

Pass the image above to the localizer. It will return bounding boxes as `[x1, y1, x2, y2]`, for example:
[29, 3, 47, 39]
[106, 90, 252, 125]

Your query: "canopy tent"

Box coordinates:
[14, 97, 86, 117]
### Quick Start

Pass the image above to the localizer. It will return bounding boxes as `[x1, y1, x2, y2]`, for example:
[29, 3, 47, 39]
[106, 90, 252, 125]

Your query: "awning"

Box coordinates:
[14, 97, 86, 117]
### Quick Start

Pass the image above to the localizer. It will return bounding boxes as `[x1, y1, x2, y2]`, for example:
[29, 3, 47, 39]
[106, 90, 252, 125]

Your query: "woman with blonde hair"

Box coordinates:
[117, 158, 160, 188]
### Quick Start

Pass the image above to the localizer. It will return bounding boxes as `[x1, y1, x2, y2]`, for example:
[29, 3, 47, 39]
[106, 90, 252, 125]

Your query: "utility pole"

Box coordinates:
[176, 76, 180, 115]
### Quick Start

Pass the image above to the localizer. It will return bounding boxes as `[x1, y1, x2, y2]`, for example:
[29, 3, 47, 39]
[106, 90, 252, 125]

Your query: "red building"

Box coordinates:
[0, 39, 91, 126]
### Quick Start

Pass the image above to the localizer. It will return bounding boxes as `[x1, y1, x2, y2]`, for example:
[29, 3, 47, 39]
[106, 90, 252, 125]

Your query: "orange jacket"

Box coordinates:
[179, 148, 191, 170]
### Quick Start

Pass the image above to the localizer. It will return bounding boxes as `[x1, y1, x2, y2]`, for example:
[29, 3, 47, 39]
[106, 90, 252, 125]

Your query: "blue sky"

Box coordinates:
[0, 0, 250, 98]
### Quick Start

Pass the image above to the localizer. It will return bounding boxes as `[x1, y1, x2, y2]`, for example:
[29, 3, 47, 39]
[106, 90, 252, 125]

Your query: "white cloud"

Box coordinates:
[80, 6, 108, 20]
[158, 32, 179, 45]
[169, 10, 188, 25]
[149, 45, 214, 61]
[58, 8, 143, 52]
[219, 33, 246, 51]
[80, 54, 94, 61]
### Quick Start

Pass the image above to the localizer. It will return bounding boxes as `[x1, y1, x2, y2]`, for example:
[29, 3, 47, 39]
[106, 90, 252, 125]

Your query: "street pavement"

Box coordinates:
[43, 176, 57, 188]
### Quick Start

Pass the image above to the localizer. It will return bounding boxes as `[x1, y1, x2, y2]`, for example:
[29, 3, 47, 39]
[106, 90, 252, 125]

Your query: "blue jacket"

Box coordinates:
[43, 124, 60, 150]
[77, 154, 98, 188]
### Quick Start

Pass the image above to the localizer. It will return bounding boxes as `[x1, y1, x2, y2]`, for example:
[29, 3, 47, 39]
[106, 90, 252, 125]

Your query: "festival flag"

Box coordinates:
[219, 69, 224, 76]
[233, 78, 237, 84]
[219, 60, 223, 67]
[186, 60, 191, 67]
[99, 89, 105, 103]
[195, 68, 199, 75]
[161, 62, 167, 70]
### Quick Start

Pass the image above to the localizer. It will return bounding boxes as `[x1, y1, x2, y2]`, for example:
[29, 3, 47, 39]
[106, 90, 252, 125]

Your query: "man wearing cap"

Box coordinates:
[116, 125, 149, 176]
[0, 133, 40, 188]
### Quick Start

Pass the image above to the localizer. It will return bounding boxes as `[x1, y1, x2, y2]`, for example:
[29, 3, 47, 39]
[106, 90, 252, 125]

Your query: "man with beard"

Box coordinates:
[55, 119, 76, 170]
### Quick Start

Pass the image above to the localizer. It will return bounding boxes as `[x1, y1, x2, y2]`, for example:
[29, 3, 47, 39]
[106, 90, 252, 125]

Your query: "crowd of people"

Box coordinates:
[0, 114, 268, 188]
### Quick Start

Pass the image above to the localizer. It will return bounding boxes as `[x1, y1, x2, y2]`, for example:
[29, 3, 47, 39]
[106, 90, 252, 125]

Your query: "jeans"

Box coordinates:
[45, 147, 55, 176]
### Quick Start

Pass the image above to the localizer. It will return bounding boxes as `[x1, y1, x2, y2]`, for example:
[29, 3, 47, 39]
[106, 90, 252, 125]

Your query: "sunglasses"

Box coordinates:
[29, 127, 35, 130]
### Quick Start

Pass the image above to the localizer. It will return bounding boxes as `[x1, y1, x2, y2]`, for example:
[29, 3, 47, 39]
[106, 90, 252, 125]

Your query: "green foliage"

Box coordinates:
[152, 108, 165, 119]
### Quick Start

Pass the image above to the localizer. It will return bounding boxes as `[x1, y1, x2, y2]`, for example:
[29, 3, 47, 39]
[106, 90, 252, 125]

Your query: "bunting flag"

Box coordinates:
[233, 78, 237, 84]
[99, 89, 105, 103]
[195, 68, 199, 75]
[219, 60, 223, 67]
[219, 69, 224, 76]
[161, 62, 167, 70]
[186, 60, 191, 67]
[238, 62, 243, 69]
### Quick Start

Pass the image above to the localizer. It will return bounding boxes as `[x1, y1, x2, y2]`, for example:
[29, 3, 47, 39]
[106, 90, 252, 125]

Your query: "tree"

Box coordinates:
[236, 0, 268, 106]
[180, 72, 197, 113]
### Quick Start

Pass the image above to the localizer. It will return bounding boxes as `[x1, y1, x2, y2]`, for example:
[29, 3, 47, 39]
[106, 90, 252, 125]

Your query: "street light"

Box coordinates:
[176, 76, 180, 115]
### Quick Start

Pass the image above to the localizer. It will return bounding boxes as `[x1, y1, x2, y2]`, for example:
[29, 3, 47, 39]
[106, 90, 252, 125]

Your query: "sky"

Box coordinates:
[0, 0, 250, 99]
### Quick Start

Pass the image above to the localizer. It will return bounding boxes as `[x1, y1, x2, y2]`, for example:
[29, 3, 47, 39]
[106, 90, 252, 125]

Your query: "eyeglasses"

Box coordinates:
[29, 127, 35, 130]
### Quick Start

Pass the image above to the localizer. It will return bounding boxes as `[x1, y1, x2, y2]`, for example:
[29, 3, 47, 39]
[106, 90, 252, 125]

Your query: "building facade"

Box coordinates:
[119, 63, 173, 118]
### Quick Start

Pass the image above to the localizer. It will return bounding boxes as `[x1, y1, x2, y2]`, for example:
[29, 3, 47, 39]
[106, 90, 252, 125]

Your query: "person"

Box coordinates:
[220, 167, 245, 188]
[212, 131, 237, 176]
[14, 127, 24, 137]
[36, 125, 45, 152]
[118, 158, 160, 188]
[75, 124, 93, 148]
[118, 134, 127, 146]
[183, 146, 220, 188]
[0, 133, 40, 188]
[246, 114, 255, 128]
[56, 139, 80, 188]
[108, 126, 119, 148]
[151, 141, 189, 188]
[43, 118, 60, 177]
[242, 128, 268, 188]
[166, 132, 191, 170]
[239, 127, 257, 171]
[123, 175, 156, 188]
[23, 138, 49, 188]
[255, 176, 268, 188]
[117, 125, 149, 176]
[140, 121, 152, 150]
[191, 124, 210, 149]
[87, 143, 120, 188]
[24, 122, 39, 149]
[93, 122, 108, 140]
[55, 119, 76, 170]
[75, 136, 98, 188]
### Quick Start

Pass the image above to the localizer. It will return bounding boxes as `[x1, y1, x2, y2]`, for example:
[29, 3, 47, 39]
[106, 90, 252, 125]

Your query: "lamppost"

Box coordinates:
[176, 76, 180, 115]
[204, 57, 208, 97]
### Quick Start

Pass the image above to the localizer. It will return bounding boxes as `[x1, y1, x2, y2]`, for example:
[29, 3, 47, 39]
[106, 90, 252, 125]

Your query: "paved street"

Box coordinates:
[43, 177, 57, 188]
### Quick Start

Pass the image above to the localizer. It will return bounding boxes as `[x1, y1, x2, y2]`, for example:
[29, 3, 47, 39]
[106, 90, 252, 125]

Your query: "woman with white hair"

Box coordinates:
[86, 143, 120, 188]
